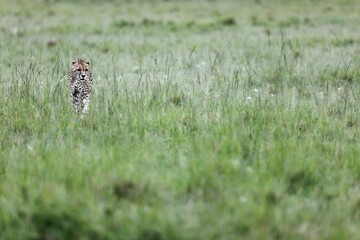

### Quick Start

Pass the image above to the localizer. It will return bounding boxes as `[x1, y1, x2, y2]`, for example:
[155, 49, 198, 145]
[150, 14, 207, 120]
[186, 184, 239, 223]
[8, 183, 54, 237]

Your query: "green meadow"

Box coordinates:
[0, 0, 360, 239]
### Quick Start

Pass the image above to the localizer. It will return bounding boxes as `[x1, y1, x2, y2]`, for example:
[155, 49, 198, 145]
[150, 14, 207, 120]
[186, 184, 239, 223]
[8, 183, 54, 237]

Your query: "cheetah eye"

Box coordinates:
[77, 69, 81, 72]
[85, 69, 89, 72]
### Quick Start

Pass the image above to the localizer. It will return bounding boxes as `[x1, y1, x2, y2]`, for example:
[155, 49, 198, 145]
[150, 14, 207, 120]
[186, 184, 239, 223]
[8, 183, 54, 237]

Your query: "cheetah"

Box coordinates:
[68, 58, 93, 118]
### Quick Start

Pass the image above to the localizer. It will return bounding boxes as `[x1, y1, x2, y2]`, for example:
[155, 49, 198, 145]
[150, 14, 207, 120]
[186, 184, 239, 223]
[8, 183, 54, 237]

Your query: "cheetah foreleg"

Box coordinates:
[81, 96, 91, 117]
[71, 90, 80, 114]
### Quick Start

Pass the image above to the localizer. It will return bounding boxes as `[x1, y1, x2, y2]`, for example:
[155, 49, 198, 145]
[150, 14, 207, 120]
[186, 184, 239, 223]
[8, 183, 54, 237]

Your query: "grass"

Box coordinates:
[0, 0, 360, 239]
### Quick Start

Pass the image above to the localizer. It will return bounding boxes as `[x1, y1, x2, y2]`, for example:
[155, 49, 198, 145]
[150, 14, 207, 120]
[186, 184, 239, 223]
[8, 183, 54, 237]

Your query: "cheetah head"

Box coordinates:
[71, 58, 91, 81]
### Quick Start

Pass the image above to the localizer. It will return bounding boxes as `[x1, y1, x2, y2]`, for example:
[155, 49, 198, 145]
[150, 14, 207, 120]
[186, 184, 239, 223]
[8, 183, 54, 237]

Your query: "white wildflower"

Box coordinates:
[239, 196, 247, 203]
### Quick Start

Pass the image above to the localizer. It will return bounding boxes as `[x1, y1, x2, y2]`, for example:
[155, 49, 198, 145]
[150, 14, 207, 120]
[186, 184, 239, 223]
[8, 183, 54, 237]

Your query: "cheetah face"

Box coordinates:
[71, 58, 91, 82]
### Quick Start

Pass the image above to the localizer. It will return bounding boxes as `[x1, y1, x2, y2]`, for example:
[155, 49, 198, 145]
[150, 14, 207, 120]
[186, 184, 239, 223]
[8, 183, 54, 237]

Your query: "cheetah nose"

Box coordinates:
[81, 74, 86, 78]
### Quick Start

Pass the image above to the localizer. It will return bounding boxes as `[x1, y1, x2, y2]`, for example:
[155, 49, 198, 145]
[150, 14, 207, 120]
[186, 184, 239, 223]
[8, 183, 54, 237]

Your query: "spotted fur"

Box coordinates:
[68, 58, 93, 117]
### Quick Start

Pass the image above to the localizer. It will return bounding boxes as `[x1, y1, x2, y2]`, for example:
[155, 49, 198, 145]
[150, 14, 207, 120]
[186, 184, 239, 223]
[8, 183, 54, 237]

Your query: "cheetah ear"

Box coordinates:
[85, 61, 90, 65]
[72, 60, 76, 65]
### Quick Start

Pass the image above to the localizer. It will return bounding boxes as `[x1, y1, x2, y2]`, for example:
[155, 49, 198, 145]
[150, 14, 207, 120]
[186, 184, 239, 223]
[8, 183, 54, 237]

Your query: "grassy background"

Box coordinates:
[1, 0, 360, 239]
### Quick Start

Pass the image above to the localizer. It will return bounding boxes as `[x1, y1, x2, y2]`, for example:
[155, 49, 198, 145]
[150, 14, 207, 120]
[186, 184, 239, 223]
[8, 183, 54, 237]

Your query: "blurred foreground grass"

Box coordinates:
[0, 0, 360, 239]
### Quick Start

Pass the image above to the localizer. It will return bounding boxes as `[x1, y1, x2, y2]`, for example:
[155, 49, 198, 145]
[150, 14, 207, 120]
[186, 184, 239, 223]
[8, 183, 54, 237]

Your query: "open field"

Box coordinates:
[1, 0, 360, 239]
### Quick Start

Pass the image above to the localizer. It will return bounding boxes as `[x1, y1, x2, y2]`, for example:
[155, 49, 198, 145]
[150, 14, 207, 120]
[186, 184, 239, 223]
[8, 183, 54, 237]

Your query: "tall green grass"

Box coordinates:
[0, 0, 360, 239]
